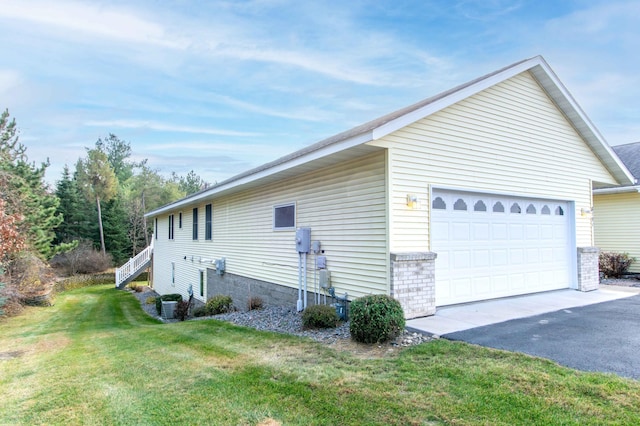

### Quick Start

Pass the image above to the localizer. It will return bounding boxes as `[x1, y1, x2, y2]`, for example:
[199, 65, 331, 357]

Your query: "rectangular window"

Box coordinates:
[155, 218, 158, 239]
[273, 203, 296, 230]
[168, 214, 174, 240]
[205, 204, 212, 240]
[192, 208, 199, 240]
[199, 269, 205, 297]
[171, 262, 175, 286]
[178, 212, 182, 229]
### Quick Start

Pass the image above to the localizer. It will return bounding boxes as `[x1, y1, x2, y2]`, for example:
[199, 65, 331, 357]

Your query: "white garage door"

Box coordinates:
[432, 189, 573, 306]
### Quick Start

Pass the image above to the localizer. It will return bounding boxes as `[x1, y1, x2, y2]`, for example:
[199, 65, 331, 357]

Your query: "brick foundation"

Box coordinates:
[390, 252, 437, 319]
[577, 247, 600, 292]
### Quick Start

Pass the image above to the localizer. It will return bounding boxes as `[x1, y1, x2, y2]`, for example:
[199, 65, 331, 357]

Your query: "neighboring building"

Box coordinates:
[143, 56, 633, 318]
[593, 142, 640, 273]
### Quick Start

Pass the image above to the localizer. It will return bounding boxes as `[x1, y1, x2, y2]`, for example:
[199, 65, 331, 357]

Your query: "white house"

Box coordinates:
[143, 56, 633, 319]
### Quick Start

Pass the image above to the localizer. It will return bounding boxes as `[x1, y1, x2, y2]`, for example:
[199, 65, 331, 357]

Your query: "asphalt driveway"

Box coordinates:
[444, 295, 640, 380]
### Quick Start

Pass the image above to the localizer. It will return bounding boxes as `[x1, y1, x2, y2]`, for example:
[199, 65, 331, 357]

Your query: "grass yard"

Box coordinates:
[1, 285, 640, 425]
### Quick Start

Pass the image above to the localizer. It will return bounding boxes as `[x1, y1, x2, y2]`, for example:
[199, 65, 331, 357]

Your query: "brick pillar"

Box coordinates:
[390, 252, 437, 319]
[577, 247, 600, 292]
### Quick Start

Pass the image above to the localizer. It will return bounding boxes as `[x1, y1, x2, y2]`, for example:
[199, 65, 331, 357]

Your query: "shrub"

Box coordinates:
[599, 252, 636, 278]
[302, 304, 339, 329]
[174, 300, 190, 321]
[54, 273, 115, 293]
[247, 296, 264, 311]
[145, 296, 156, 305]
[349, 294, 405, 344]
[50, 240, 113, 275]
[192, 306, 208, 317]
[155, 293, 183, 315]
[205, 295, 233, 315]
[128, 284, 145, 293]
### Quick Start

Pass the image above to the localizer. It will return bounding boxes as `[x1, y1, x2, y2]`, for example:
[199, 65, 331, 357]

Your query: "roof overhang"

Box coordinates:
[146, 55, 634, 218]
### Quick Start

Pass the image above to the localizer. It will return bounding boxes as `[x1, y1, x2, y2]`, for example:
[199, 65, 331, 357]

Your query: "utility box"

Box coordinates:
[319, 269, 331, 288]
[295, 227, 311, 253]
[161, 301, 177, 319]
[215, 258, 225, 275]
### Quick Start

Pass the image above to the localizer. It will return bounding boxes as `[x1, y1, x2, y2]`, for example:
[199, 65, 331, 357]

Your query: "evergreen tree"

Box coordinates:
[102, 196, 129, 264]
[0, 109, 62, 259]
[54, 165, 97, 244]
[76, 149, 118, 255]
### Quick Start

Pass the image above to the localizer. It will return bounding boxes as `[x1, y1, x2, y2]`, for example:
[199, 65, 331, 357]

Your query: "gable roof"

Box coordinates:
[593, 142, 640, 194]
[612, 142, 640, 180]
[147, 55, 634, 217]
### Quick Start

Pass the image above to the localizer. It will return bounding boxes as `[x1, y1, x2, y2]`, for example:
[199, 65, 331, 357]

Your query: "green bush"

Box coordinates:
[302, 304, 339, 329]
[205, 295, 233, 315]
[349, 294, 405, 344]
[192, 306, 208, 317]
[145, 296, 156, 305]
[155, 293, 183, 315]
[599, 252, 636, 278]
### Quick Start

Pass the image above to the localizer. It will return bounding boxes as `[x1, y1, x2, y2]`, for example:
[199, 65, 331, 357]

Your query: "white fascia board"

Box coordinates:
[593, 185, 640, 195]
[145, 131, 374, 218]
[372, 58, 540, 140]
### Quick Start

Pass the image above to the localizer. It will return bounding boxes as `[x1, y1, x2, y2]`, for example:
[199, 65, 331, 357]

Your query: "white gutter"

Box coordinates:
[593, 185, 640, 195]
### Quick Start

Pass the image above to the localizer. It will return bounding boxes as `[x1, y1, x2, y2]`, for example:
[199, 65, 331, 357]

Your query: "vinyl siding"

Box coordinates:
[368, 71, 617, 252]
[593, 192, 640, 273]
[152, 151, 387, 302]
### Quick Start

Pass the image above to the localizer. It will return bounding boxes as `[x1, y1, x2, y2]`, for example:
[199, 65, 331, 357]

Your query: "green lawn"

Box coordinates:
[1, 285, 639, 425]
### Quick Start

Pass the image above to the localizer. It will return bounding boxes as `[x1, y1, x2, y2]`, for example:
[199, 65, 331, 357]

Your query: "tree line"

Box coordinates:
[0, 108, 208, 312]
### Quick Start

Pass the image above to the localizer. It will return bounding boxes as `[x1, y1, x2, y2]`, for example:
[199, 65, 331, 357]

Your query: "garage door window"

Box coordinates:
[555, 206, 564, 215]
[541, 205, 551, 215]
[454, 199, 467, 211]
[526, 204, 536, 214]
[510, 203, 521, 213]
[493, 201, 505, 212]
[432, 197, 446, 210]
[474, 200, 487, 211]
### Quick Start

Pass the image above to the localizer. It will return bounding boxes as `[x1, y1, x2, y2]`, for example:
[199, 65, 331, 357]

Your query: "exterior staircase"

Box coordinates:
[115, 240, 153, 289]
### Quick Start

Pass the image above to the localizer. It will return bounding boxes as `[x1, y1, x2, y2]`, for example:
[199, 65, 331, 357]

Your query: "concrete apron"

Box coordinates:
[406, 286, 640, 337]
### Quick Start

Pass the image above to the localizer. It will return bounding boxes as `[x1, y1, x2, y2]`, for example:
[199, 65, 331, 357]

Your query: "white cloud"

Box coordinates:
[0, 0, 186, 49]
[84, 120, 261, 137]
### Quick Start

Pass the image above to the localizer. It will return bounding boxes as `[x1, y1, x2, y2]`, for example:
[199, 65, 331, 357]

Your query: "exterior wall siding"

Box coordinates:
[368, 71, 617, 254]
[593, 192, 640, 273]
[152, 151, 388, 302]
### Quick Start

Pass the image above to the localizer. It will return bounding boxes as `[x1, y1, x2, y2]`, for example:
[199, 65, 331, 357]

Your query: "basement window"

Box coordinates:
[274, 203, 296, 230]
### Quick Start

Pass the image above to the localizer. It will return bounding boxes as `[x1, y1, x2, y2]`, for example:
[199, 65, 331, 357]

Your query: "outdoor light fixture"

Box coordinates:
[581, 207, 593, 217]
[406, 194, 418, 209]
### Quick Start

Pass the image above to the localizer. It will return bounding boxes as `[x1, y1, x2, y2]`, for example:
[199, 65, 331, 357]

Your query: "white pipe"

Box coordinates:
[303, 252, 308, 310]
[297, 253, 303, 312]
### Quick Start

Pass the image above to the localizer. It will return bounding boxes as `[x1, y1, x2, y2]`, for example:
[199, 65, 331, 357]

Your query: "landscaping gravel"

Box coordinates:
[130, 287, 431, 347]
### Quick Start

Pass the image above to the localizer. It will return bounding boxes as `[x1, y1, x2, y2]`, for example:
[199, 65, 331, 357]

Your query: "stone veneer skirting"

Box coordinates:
[577, 247, 600, 292]
[390, 252, 437, 319]
[206, 269, 316, 312]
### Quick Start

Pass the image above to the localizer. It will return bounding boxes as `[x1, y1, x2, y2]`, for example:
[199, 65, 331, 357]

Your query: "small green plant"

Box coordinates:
[155, 293, 183, 315]
[599, 252, 636, 278]
[192, 306, 208, 317]
[247, 296, 264, 311]
[349, 294, 405, 344]
[145, 296, 156, 305]
[302, 304, 339, 329]
[205, 295, 233, 315]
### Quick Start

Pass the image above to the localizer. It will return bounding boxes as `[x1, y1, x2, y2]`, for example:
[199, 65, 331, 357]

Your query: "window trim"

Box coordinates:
[192, 207, 199, 240]
[178, 212, 182, 229]
[273, 202, 296, 230]
[205, 203, 212, 240]
[168, 214, 174, 240]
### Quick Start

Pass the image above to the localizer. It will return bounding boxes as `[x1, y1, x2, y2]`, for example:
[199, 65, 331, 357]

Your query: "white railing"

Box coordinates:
[115, 240, 154, 287]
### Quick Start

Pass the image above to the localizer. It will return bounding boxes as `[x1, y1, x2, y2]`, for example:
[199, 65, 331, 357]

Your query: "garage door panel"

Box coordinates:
[432, 190, 572, 306]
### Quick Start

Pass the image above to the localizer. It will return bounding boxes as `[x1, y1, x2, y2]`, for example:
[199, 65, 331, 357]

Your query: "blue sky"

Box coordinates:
[1, 0, 639, 186]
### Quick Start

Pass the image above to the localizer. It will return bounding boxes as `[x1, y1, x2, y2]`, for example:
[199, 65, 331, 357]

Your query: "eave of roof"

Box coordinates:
[593, 185, 640, 195]
[146, 55, 634, 218]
